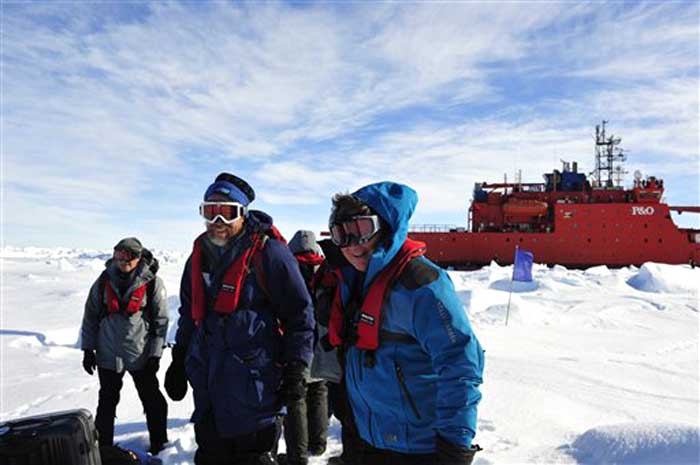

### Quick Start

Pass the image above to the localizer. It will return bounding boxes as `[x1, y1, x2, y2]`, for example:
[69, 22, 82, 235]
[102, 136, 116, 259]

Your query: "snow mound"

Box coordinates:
[57, 259, 76, 272]
[473, 303, 524, 325]
[2, 246, 105, 259]
[78, 251, 112, 261]
[489, 278, 538, 292]
[569, 423, 699, 465]
[627, 263, 700, 294]
[82, 258, 108, 271]
[585, 265, 612, 277]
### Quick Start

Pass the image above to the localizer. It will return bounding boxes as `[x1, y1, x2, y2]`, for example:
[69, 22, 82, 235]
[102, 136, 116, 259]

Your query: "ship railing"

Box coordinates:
[669, 206, 700, 214]
[409, 224, 462, 233]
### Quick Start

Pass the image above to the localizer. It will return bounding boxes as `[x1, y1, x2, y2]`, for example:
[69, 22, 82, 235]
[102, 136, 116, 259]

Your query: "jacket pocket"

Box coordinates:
[221, 346, 281, 411]
[185, 330, 208, 391]
[219, 311, 281, 411]
[394, 361, 421, 420]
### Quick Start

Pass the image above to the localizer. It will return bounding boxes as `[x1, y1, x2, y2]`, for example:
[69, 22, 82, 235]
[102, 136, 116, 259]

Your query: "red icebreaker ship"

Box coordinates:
[409, 122, 700, 268]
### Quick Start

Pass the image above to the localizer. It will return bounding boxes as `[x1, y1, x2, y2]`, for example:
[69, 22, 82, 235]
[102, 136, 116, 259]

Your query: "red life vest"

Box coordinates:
[295, 252, 324, 267]
[328, 239, 426, 351]
[190, 227, 286, 325]
[104, 281, 148, 315]
[311, 260, 337, 295]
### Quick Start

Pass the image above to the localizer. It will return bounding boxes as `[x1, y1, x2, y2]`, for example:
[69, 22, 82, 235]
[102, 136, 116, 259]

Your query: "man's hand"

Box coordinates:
[164, 345, 188, 401]
[436, 435, 482, 465]
[82, 350, 97, 375]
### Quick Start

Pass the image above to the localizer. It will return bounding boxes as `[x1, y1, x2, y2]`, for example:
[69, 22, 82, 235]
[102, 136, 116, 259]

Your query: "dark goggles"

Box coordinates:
[199, 202, 247, 224]
[329, 215, 381, 247]
[113, 249, 140, 262]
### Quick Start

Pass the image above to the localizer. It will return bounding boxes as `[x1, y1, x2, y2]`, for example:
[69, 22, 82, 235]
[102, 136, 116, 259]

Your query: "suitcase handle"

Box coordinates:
[7, 417, 53, 431]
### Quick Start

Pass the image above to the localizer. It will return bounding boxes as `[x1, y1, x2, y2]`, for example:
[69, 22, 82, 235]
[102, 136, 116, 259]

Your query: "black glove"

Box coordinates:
[256, 452, 277, 465]
[164, 345, 188, 401]
[145, 356, 160, 373]
[279, 360, 306, 403]
[436, 435, 482, 465]
[82, 349, 97, 375]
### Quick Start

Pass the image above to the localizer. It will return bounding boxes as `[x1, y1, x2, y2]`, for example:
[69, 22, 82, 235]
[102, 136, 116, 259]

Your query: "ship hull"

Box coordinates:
[410, 203, 700, 268]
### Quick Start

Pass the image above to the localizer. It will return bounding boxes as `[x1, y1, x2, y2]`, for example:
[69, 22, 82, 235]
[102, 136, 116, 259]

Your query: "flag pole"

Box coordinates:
[505, 245, 517, 326]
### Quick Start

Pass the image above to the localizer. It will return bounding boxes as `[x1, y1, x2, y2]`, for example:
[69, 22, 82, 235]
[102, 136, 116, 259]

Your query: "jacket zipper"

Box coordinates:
[395, 362, 421, 420]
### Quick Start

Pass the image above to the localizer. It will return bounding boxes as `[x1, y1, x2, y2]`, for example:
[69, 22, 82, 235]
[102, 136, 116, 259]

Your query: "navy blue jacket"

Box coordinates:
[175, 211, 316, 436]
[338, 182, 484, 453]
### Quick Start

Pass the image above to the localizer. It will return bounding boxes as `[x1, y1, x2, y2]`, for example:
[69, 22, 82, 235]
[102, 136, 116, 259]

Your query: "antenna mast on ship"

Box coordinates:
[591, 121, 626, 188]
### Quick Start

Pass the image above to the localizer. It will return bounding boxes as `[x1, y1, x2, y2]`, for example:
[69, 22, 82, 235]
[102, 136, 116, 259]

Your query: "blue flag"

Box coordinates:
[513, 248, 534, 282]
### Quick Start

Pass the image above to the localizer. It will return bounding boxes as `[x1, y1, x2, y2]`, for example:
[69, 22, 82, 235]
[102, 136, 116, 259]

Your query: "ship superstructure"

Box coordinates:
[409, 122, 700, 268]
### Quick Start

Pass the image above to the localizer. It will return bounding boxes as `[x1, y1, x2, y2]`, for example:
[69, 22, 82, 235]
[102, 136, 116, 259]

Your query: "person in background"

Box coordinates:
[315, 238, 362, 465]
[277, 231, 342, 465]
[164, 173, 315, 465]
[325, 182, 484, 465]
[80, 237, 169, 455]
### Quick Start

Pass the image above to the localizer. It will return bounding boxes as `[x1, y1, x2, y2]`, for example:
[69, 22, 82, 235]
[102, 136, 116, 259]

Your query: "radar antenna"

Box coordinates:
[590, 120, 627, 188]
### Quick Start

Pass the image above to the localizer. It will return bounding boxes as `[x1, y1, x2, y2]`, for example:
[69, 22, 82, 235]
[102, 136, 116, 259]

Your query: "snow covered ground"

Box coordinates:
[1, 246, 698, 464]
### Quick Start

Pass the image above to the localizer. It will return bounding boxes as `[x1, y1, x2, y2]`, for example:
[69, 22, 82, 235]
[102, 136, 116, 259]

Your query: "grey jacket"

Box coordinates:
[310, 324, 341, 383]
[80, 249, 169, 373]
[289, 230, 342, 384]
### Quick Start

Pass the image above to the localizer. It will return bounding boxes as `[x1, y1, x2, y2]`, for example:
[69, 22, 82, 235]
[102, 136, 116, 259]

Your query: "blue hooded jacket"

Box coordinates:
[175, 211, 316, 436]
[338, 182, 484, 453]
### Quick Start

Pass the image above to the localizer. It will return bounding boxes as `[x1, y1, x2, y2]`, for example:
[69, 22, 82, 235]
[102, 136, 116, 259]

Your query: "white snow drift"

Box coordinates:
[1, 247, 698, 464]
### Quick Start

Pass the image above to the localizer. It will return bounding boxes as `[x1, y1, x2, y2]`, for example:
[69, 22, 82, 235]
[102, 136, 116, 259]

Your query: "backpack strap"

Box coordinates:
[248, 226, 287, 299]
[250, 234, 270, 299]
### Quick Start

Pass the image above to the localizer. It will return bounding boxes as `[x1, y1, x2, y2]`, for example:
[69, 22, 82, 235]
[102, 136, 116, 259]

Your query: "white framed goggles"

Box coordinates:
[199, 202, 247, 224]
[329, 215, 381, 247]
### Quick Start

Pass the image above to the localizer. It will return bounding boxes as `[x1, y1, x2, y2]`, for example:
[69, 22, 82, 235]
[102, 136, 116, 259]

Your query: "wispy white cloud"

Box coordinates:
[2, 1, 698, 248]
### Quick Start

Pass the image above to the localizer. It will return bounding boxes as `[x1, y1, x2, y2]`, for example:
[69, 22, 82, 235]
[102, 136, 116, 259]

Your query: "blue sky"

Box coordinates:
[2, 1, 699, 250]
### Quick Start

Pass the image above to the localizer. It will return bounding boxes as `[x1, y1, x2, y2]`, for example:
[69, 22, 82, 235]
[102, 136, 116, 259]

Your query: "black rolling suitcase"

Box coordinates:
[0, 409, 102, 465]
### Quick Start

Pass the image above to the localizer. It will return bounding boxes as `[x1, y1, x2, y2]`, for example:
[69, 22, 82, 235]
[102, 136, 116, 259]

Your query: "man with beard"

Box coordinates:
[165, 173, 315, 465]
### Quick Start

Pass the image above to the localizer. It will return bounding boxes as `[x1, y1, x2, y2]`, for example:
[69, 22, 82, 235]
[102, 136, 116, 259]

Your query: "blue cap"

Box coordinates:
[204, 180, 251, 206]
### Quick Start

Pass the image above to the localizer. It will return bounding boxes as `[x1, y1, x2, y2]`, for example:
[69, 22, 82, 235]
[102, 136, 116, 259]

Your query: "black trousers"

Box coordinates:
[359, 441, 436, 465]
[95, 367, 168, 448]
[283, 380, 328, 464]
[194, 414, 281, 465]
[327, 380, 364, 465]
